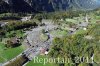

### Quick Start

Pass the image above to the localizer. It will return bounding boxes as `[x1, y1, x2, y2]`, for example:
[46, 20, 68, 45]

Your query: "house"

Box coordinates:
[40, 47, 45, 55]
[59, 19, 64, 21]
[11, 37, 20, 45]
[45, 51, 49, 55]
[83, 28, 87, 30]
[40, 47, 49, 55]
[6, 37, 20, 47]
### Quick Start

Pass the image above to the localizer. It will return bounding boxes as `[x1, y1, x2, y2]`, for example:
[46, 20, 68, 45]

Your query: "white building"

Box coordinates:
[45, 51, 49, 55]
[21, 16, 31, 22]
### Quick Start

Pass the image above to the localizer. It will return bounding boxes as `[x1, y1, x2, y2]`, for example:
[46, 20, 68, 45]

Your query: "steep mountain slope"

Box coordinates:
[0, 0, 100, 13]
[0, 0, 10, 13]
[72, 0, 100, 10]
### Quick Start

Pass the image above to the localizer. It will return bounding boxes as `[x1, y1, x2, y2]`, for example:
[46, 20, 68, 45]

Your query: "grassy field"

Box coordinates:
[26, 55, 56, 66]
[50, 29, 67, 37]
[65, 18, 78, 24]
[75, 29, 87, 34]
[0, 43, 24, 63]
[0, 30, 25, 63]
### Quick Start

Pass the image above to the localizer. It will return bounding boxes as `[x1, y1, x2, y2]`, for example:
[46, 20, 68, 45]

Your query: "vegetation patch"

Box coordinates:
[0, 42, 24, 63]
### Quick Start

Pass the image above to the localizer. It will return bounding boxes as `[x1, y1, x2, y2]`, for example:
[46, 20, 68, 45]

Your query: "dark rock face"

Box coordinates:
[8, 0, 71, 12]
[0, 0, 100, 13]
[9, 0, 33, 13]
[0, 0, 10, 13]
[25, 0, 55, 12]
[0, 0, 73, 13]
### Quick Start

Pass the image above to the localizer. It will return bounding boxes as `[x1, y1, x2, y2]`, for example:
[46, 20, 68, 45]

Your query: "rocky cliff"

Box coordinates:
[0, 0, 100, 13]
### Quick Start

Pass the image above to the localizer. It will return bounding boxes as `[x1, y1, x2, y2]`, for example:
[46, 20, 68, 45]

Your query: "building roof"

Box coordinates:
[10, 37, 19, 44]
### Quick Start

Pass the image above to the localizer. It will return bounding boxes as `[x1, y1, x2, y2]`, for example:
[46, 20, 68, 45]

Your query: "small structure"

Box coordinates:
[21, 16, 31, 22]
[6, 37, 20, 47]
[83, 28, 87, 30]
[59, 19, 64, 21]
[40, 47, 49, 55]
[45, 51, 49, 55]
[11, 37, 20, 44]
